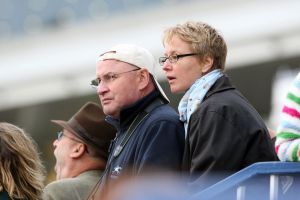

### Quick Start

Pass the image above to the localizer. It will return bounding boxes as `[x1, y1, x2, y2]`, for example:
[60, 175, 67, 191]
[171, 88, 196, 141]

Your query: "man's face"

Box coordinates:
[162, 35, 204, 94]
[53, 129, 79, 180]
[96, 60, 141, 119]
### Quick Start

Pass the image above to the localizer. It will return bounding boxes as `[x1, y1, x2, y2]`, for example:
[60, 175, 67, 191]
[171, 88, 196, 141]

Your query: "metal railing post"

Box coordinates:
[236, 185, 246, 200]
[270, 174, 279, 200]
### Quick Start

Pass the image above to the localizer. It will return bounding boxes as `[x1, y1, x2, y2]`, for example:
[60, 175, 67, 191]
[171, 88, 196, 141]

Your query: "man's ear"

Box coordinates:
[70, 143, 85, 158]
[137, 69, 150, 90]
[201, 55, 214, 74]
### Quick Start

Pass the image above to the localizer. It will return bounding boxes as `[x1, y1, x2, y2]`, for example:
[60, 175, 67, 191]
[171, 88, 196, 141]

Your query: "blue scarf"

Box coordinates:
[178, 69, 223, 136]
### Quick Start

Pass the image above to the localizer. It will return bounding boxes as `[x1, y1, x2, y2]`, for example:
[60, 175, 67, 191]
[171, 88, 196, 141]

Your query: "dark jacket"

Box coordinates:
[0, 190, 11, 200]
[103, 90, 185, 185]
[182, 75, 278, 190]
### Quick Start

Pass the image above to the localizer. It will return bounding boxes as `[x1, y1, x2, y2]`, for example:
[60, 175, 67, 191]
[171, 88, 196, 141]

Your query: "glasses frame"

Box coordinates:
[159, 53, 201, 65]
[90, 68, 140, 89]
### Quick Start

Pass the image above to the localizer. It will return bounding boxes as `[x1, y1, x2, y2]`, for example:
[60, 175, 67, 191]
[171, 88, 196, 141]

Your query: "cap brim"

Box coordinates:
[150, 73, 170, 103]
[151, 75, 170, 103]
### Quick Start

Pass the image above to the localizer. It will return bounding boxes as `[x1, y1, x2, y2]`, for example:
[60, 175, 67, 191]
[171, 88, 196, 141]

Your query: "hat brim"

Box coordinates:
[150, 75, 170, 103]
[51, 120, 83, 141]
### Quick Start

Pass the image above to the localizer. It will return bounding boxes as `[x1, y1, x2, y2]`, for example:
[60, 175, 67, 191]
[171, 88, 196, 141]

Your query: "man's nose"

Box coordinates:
[53, 139, 58, 147]
[97, 81, 109, 95]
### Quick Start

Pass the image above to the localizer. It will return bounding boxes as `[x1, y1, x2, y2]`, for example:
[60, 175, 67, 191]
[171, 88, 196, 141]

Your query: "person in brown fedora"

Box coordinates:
[43, 102, 116, 200]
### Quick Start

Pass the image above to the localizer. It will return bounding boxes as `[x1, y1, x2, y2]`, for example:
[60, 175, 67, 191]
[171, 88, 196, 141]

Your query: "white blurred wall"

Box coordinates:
[1, 0, 300, 111]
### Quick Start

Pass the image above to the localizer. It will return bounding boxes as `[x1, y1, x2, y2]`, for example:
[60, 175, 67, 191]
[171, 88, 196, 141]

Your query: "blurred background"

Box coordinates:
[1, 0, 300, 183]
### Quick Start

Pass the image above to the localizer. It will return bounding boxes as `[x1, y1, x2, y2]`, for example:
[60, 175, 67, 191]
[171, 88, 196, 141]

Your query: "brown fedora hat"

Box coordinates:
[51, 102, 116, 159]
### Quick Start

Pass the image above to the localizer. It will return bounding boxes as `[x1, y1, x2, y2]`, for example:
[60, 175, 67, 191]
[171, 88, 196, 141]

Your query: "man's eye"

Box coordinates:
[110, 75, 117, 80]
[95, 79, 101, 85]
[170, 55, 177, 59]
[103, 74, 116, 82]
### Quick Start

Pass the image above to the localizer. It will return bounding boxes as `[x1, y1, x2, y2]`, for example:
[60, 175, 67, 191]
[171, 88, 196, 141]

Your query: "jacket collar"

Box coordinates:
[106, 90, 161, 131]
[203, 75, 235, 100]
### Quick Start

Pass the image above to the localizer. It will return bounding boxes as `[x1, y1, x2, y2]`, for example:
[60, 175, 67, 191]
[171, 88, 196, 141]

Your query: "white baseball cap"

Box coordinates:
[98, 44, 169, 103]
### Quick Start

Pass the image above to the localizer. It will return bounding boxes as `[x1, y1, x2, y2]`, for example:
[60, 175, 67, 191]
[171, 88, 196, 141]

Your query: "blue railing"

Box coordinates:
[189, 162, 300, 200]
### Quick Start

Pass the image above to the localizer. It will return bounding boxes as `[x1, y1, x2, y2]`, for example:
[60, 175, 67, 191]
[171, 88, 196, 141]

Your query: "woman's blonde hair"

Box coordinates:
[0, 122, 45, 199]
[162, 21, 227, 71]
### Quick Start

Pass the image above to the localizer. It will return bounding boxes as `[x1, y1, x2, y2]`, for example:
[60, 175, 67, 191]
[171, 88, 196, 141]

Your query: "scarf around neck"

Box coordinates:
[178, 69, 223, 136]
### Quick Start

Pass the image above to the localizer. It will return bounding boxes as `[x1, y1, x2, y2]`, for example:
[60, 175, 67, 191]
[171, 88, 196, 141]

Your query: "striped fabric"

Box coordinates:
[275, 72, 300, 161]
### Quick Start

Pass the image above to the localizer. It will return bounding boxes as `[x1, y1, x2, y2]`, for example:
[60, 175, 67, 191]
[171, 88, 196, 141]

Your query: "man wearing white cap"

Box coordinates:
[90, 44, 185, 194]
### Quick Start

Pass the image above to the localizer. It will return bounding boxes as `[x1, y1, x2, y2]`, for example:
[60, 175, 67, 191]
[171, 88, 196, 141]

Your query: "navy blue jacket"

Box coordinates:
[103, 91, 185, 185]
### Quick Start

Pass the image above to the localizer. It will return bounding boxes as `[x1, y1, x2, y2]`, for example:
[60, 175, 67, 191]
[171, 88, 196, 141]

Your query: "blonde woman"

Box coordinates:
[160, 21, 278, 190]
[0, 122, 45, 200]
